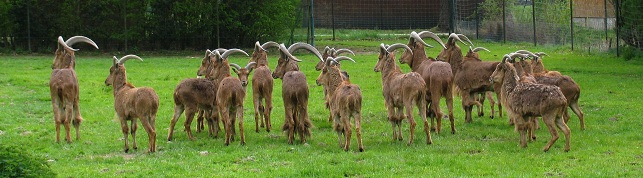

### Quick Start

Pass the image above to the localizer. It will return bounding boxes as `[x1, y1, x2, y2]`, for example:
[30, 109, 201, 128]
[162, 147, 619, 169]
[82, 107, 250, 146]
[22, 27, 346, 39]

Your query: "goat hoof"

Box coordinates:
[124, 148, 129, 153]
[359, 148, 364, 152]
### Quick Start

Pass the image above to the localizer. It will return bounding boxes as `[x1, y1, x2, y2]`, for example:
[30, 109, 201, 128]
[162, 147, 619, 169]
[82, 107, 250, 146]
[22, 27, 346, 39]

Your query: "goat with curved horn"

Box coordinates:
[288, 42, 323, 62]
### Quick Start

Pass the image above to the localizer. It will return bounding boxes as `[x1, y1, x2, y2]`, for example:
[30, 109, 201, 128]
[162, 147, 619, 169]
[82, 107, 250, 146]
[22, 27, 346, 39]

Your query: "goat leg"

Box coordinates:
[264, 96, 273, 132]
[120, 119, 130, 153]
[131, 119, 138, 150]
[254, 97, 262, 132]
[73, 101, 82, 141]
[237, 107, 246, 145]
[184, 109, 197, 140]
[168, 105, 184, 141]
[355, 112, 364, 152]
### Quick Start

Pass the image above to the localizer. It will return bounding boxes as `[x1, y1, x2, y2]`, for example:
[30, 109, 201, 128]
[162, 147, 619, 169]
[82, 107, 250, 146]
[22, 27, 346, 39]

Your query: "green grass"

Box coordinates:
[0, 41, 642, 177]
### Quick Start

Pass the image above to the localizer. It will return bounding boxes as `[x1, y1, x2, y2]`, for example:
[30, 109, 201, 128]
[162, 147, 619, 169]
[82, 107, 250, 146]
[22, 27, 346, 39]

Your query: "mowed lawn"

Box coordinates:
[0, 41, 642, 177]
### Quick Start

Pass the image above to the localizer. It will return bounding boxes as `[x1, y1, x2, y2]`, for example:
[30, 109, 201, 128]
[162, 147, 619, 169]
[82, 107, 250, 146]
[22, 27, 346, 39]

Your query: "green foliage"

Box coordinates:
[0, 145, 56, 178]
[617, 0, 643, 49]
[621, 46, 643, 60]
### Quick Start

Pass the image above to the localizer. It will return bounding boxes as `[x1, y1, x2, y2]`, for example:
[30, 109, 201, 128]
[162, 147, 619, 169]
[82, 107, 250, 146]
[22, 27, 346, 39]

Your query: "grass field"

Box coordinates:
[1, 40, 642, 177]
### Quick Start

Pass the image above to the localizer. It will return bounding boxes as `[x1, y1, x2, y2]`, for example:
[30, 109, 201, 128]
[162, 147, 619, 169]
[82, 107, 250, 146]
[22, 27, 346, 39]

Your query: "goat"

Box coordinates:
[168, 49, 248, 141]
[214, 50, 255, 145]
[104, 55, 158, 153]
[271, 42, 323, 144]
[317, 46, 355, 122]
[399, 31, 455, 134]
[316, 56, 364, 151]
[374, 43, 432, 145]
[490, 54, 570, 152]
[248, 41, 280, 133]
[454, 45, 506, 123]
[515, 50, 585, 130]
[49, 36, 98, 143]
[436, 33, 469, 77]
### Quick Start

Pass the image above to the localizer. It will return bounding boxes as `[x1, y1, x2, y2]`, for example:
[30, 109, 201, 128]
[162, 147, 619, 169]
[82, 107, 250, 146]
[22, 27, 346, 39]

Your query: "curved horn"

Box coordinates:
[457, 34, 474, 46]
[261, 41, 280, 50]
[204, 49, 212, 57]
[334, 48, 355, 56]
[58, 36, 78, 51]
[514, 50, 538, 59]
[244, 62, 257, 69]
[117, 55, 143, 65]
[287, 42, 323, 62]
[472, 47, 491, 53]
[333, 56, 356, 63]
[508, 53, 528, 62]
[410, 31, 433, 48]
[535, 52, 548, 57]
[323, 46, 332, 55]
[221, 49, 249, 59]
[255, 41, 263, 51]
[447, 33, 468, 46]
[418, 31, 446, 49]
[229, 63, 242, 71]
[501, 54, 512, 63]
[65, 36, 99, 49]
[279, 43, 299, 62]
[386, 43, 412, 55]
[213, 50, 223, 62]
[379, 43, 387, 53]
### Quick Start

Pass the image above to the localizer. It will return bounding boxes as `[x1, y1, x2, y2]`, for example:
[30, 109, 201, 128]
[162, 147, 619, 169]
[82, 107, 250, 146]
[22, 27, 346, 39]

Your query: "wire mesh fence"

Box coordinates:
[294, 0, 630, 54]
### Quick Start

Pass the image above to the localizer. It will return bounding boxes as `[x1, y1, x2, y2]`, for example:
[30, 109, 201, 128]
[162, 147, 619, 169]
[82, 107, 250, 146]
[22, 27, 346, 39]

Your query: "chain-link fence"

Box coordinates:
[294, 0, 633, 55]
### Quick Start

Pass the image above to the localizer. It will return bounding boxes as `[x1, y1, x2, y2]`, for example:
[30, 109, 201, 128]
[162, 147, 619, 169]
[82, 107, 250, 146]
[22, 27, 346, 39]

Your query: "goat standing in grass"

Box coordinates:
[399, 31, 456, 134]
[248, 41, 280, 132]
[375, 43, 432, 145]
[272, 43, 323, 144]
[316, 56, 364, 151]
[316, 46, 355, 122]
[50, 36, 98, 143]
[105, 55, 158, 153]
[490, 54, 570, 152]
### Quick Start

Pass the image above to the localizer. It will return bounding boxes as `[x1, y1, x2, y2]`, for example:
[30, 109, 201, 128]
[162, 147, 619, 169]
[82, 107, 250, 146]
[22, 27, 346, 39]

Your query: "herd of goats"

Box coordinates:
[48, 31, 584, 153]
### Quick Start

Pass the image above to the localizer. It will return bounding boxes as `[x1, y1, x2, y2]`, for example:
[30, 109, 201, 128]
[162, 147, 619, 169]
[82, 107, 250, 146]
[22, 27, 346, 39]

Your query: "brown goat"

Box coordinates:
[317, 46, 355, 122]
[490, 54, 570, 152]
[455, 46, 505, 123]
[316, 56, 364, 151]
[515, 51, 585, 130]
[213, 50, 254, 145]
[104, 55, 159, 153]
[374, 43, 432, 145]
[49, 36, 98, 143]
[436, 33, 469, 77]
[248, 41, 280, 133]
[271, 43, 323, 144]
[399, 31, 456, 134]
[168, 49, 248, 141]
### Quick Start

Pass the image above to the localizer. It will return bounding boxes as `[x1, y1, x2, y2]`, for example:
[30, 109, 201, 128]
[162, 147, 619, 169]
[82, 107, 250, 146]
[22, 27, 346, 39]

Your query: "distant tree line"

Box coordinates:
[0, 0, 300, 53]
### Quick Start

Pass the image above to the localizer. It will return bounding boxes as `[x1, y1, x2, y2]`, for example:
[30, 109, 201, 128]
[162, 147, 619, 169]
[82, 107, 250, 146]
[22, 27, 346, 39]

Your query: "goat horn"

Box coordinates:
[58, 36, 78, 51]
[229, 63, 242, 71]
[245, 62, 257, 69]
[221, 49, 249, 59]
[501, 54, 512, 63]
[473, 47, 490, 53]
[323, 46, 331, 55]
[65, 36, 99, 49]
[386, 43, 412, 55]
[205, 49, 212, 57]
[334, 48, 355, 56]
[535, 52, 548, 57]
[287, 42, 323, 62]
[417, 31, 446, 49]
[447, 33, 468, 46]
[410, 31, 433, 48]
[379, 43, 387, 53]
[117, 55, 143, 65]
[279, 43, 300, 62]
[255, 41, 263, 51]
[334, 56, 356, 63]
[514, 50, 538, 59]
[457, 34, 474, 46]
[213, 50, 223, 62]
[261, 41, 280, 50]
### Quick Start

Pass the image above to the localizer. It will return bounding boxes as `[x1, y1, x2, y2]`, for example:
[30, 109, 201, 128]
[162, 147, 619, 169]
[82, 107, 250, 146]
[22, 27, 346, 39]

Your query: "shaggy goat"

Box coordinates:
[436, 33, 469, 77]
[515, 50, 585, 130]
[399, 31, 456, 134]
[104, 55, 159, 153]
[214, 50, 255, 145]
[490, 54, 570, 152]
[248, 41, 280, 133]
[317, 46, 355, 122]
[374, 43, 432, 145]
[49, 36, 98, 143]
[454, 46, 504, 123]
[271, 42, 323, 144]
[168, 49, 248, 141]
[316, 56, 364, 151]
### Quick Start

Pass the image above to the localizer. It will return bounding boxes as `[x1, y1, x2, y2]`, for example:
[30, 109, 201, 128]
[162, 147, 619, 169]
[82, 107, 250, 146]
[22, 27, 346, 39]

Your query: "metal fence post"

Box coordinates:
[532, 0, 536, 46]
[570, 0, 574, 51]
[310, 0, 315, 46]
[502, 0, 506, 43]
[332, 0, 335, 41]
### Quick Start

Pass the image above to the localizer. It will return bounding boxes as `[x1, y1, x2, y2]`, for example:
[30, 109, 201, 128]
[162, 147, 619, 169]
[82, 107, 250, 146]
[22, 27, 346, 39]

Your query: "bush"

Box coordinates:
[0, 145, 56, 178]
